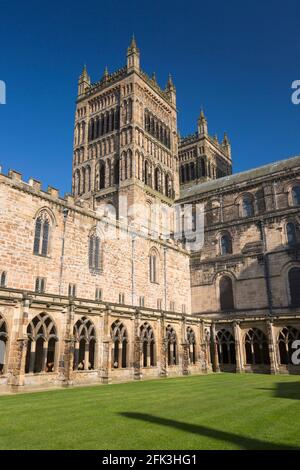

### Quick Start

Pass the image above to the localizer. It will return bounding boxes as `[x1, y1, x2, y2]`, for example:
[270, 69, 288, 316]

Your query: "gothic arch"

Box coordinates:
[244, 328, 270, 365]
[0, 314, 8, 374]
[149, 246, 160, 283]
[281, 262, 300, 307]
[111, 320, 128, 368]
[140, 322, 156, 367]
[218, 230, 233, 256]
[33, 208, 55, 257]
[278, 326, 300, 365]
[216, 329, 236, 366]
[214, 271, 236, 312]
[73, 317, 97, 370]
[187, 326, 196, 364]
[74, 169, 81, 195]
[166, 325, 178, 366]
[25, 313, 58, 374]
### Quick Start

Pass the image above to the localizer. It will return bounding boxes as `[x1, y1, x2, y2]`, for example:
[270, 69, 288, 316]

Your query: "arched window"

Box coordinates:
[99, 162, 105, 189]
[74, 169, 81, 195]
[88, 230, 101, 272]
[33, 210, 51, 256]
[187, 327, 196, 364]
[190, 162, 196, 180]
[125, 150, 132, 179]
[111, 320, 128, 368]
[292, 185, 300, 206]
[154, 167, 160, 192]
[289, 267, 300, 306]
[114, 159, 120, 185]
[85, 165, 91, 192]
[166, 325, 177, 366]
[82, 167, 86, 194]
[220, 234, 232, 255]
[149, 249, 159, 283]
[25, 313, 58, 374]
[242, 194, 254, 217]
[255, 188, 266, 214]
[244, 328, 270, 365]
[180, 166, 185, 183]
[144, 160, 150, 186]
[216, 329, 236, 365]
[0, 271, 6, 287]
[278, 326, 300, 365]
[165, 173, 172, 198]
[73, 317, 96, 370]
[140, 322, 156, 367]
[286, 222, 297, 246]
[0, 315, 8, 374]
[219, 275, 234, 311]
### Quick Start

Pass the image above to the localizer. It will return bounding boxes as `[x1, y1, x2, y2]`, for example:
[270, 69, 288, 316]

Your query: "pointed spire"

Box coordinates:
[127, 35, 140, 71]
[200, 106, 206, 119]
[78, 64, 90, 95]
[166, 73, 175, 90]
[128, 34, 139, 53]
[152, 72, 157, 83]
[80, 64, 88, 80]
[197, 107, 208, 135]
[223, 131, 229, 145]
[103, 65, 109, 80]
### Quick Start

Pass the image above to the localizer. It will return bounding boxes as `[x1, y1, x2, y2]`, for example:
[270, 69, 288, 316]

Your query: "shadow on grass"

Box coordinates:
[119, 412, 299, 450]
[258, 381, 300, 401]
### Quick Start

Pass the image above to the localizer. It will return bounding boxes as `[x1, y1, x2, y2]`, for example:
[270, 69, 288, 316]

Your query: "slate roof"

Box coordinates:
[179, 155, 300, 200]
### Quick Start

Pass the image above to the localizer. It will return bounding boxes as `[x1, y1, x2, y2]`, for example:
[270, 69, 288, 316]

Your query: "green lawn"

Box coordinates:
[0, 373, 300, 449]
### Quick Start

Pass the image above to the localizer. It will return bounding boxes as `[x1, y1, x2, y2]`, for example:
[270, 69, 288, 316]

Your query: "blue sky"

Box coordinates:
[0, 0, 299, 194]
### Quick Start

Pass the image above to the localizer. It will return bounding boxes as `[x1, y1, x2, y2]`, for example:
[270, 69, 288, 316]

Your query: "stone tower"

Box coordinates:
[72, 37, 179, 225]
[178, 109, 232, 186]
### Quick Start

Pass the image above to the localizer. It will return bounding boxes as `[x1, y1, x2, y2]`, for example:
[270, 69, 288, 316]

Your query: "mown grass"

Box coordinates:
[0, 373, 300, 449]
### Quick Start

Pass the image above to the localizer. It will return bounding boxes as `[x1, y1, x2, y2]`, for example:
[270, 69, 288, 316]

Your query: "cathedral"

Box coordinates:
[0, 38, 300, 393]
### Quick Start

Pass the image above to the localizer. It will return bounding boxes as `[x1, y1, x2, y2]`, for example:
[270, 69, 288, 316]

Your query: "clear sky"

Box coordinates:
[0, 0, 299, 195]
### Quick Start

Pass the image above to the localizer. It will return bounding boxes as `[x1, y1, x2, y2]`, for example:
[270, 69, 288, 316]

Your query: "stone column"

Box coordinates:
[181, 317, 190, 375]
[58, 300, 75, 387]
[84, 343, 89, 370]
[182, 341, 190, 376]
[133, 310, 142, 380]
[199, 321, 208, 373]
[146, 343, 151, 367]
[159, 314, 168, 377]
[7, 294, 31, 390]
[210, 323, 220, 373]
[100, 307, 112, 384]
[233, 321, 244, 373]
[28, 341, 36, 373]
[266, 319, 279, 375]
[43, 340, 49, 372]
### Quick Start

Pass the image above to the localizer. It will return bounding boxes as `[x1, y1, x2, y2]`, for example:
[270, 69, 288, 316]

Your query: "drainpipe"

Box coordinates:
[257, 220, 273, 316]
[131, 233, 136, 306]
[163, 247, 167, 311]
[59, 208, 69, 296]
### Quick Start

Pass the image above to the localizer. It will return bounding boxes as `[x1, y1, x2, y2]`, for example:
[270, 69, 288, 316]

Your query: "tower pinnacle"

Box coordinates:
[197, 108, 208, 135]
[127, 35, 140, 71]
[78, 64, 90, 96]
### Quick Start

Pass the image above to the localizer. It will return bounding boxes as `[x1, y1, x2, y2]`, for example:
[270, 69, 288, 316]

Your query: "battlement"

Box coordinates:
[78, 64, 173, 107]
[0, 167, 90, 210]
[179, 132, 226, 153]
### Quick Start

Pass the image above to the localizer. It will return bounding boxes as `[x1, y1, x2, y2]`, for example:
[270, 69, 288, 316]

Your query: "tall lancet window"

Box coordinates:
[33, 210, 52, 256]
[89, 229, 101, 272]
